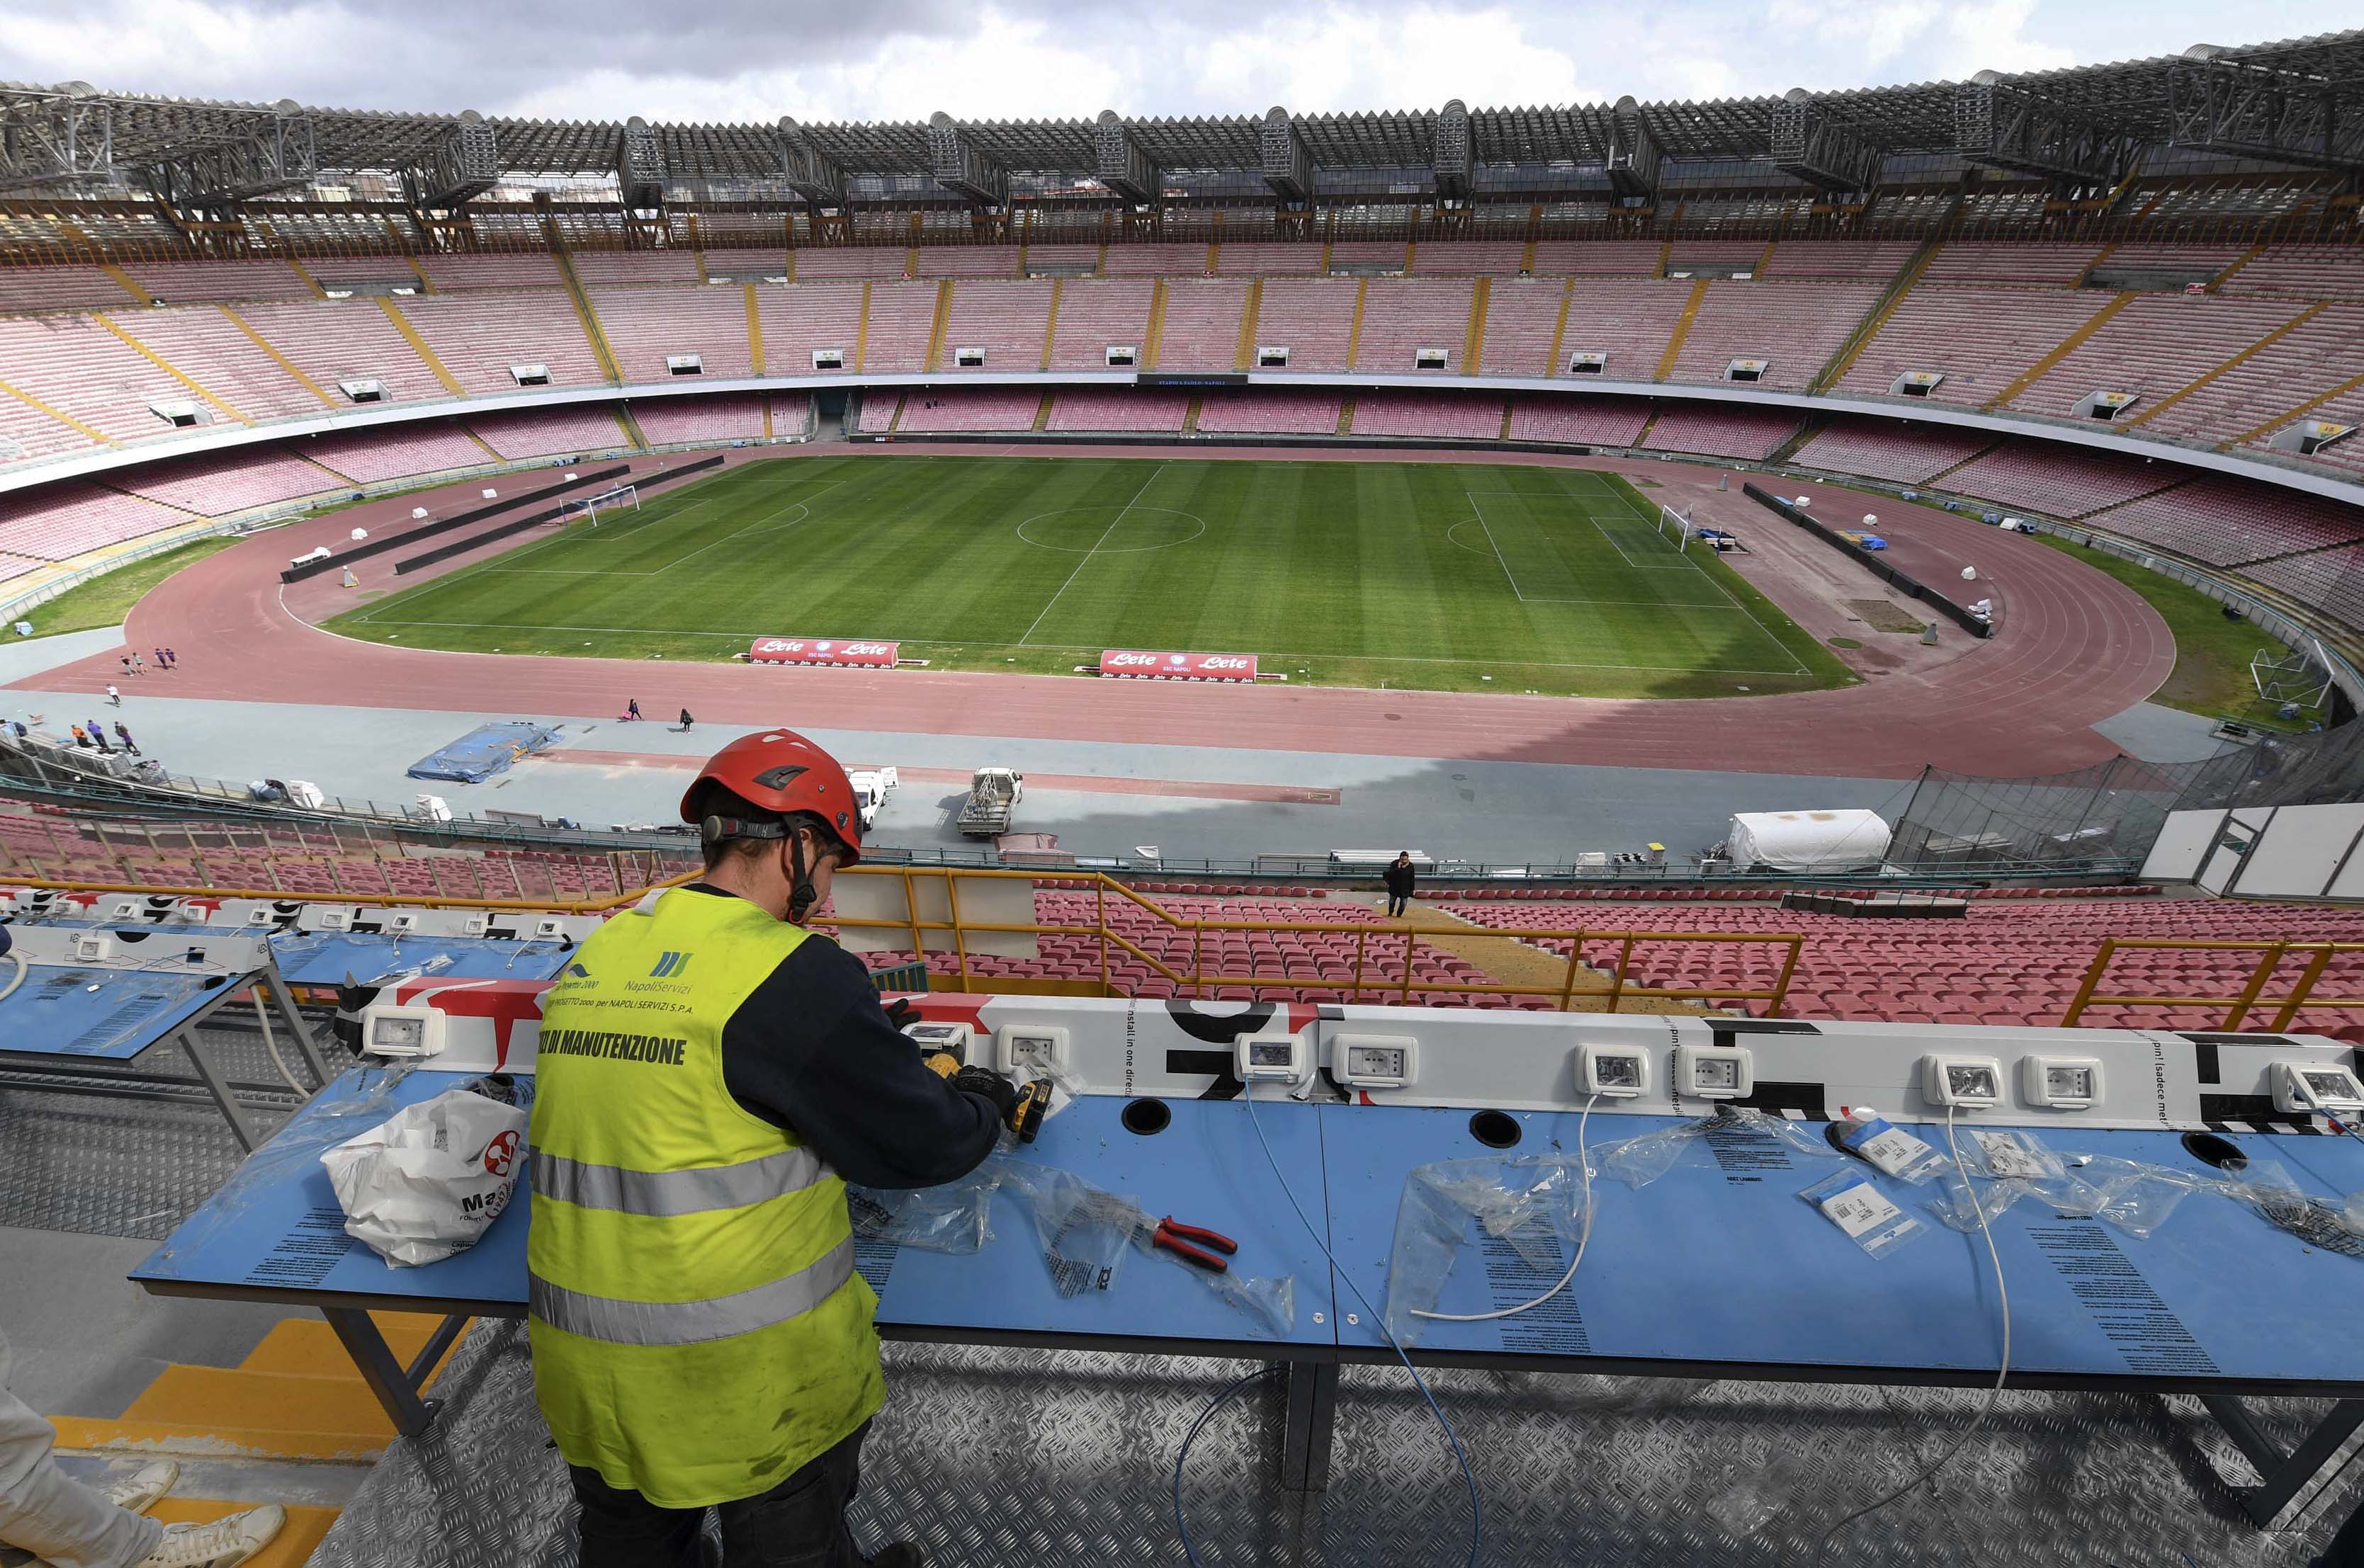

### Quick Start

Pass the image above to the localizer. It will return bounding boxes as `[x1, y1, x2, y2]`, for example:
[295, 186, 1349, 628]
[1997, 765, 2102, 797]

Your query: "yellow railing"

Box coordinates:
[2059, 938, 2364, 1032]
[827, 865, 1804, 1013]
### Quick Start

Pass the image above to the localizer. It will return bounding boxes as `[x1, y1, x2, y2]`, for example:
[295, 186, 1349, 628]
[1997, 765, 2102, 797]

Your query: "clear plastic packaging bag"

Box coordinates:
[1832, 1110, 1947, 1185]
[846, 1166, 999, 1254]
[2220, 1160, 2364, 1259]
[1924, 1129, 2069, 1233]
[1799, 1168, 1925, 1259]
[989, 1157, 1135, 1297]
[1384, 1152, 1595, 1341]
[2038, 1155, 2213, 1240]
[1704, 1446, 1815, 1539]
[1597, 1106, 1836, 1191]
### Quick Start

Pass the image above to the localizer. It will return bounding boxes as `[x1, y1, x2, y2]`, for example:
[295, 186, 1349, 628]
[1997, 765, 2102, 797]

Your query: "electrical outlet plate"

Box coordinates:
[363, 1004, 446, 1059]
[385, 912, 420, 933]
[1331, 1033, 1418, 1090]
[2022, 1055, 2103, 1109]
[995, 1023, 1070, 1076]
[2273, 1060, 2364, 1115]
[1923, 1053, 2005, 1108]
[462, 914, 492, 938]
[1577, 1041, 1651, 1098]
[1675, 1043, 1751, 1101]
[319, 908, 357, 931]
[1238, 1030, 1311, 1084]
[903, 1021, 974, 1064]
[69, 933, 115, 962]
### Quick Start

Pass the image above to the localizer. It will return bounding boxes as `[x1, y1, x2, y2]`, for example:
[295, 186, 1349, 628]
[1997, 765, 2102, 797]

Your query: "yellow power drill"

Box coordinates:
[903, 1017, 1051, 1143]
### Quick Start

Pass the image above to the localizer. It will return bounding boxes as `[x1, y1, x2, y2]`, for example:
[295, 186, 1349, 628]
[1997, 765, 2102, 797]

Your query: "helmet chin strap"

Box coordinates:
[784, 831, 819, 924]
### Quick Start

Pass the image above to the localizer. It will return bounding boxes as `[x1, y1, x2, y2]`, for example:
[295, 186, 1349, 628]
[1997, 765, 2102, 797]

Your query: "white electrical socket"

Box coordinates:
[2274, 1061, 2364, 1115]
[2021, 1055, 2103, 1110]
[1675, 1043, 1752, 1101]
[1237, 1031, 1311, 1084]
[1923, 1054, 2005, 1108]
[1577, 1042, 1651, 1098]
[1331, 1033, 1418, 1090]
[995, 1023, 1070, 1076]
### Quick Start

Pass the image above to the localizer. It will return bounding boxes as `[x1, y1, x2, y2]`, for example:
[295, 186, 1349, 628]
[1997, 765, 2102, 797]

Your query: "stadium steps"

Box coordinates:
[611, 404, 650, 450]
[0, 370, 115, 445]
[220, 306, 339, 409]
[1763, 414, 1821, 466]
[1631, 405, 1664, 447]
[1233, 278, 1264, 373]
[1031, 393, 1053, 431]
[282, 259, 329, 300]
[1753, 239, 1778, 275]
[1653, 240, 1673, 278]
[543, 233, 627, 387]
[1982, 291, 2137, 409]
[2071, 241, 2122, 289]
[744, 282, 766, 374]
[2208, 242, 2268, 292]
[1182, 395, 1202, 433]
[1808, 232, 1944, 394]
[2122, 300, 2330, 431]
[1094, 243, 1109, 277]
[1544, 276, 1576, 378]
[922, 280, 955, 373]
[1335, 398, 1355, 436]
[95, 314, 248, 424]
[1344, 278, 1370, 368]
[1923, 440, 2003, 483]
[2229, 364, 2364, 450]
[854, 280, 873, 371]
[1143, 279, 1169, 368]
[403, 257, 438, 295]
[1653, 279, 1709, 380]
[373, 298, 470, 397]
[98, 261, 152, 305]
[1039, 278, 1063, 370]
[1519, 234, 1538, 275]
[1463, 277, 1491, 371]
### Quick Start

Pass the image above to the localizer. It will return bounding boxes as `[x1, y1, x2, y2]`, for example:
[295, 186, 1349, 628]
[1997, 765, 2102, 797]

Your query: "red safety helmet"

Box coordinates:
[679, 727, 863, 866]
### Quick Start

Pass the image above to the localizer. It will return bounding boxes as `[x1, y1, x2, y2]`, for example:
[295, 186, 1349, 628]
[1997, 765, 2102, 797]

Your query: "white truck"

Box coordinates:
[957, 767, 1024, 837]
[847, 767, 898, 834]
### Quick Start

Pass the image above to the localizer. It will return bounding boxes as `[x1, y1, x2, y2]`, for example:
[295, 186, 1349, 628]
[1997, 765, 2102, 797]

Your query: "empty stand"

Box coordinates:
[1665, 241, 1766, 272]
[1102, 244, 1209, 278]
[1152, 279, 1250, 373]
[1352, 390, 1505, 440]
[1670, 280, 1882, 390]
[415, 255, 564, 292]
[633, 393, 767, 445]
[229, 300, 448, 406]
[912, 248, 1021, 280]
[1215, 244, 1326, 277]
[291, 424, 491, 484]
[0, 480, 188, 559]
[1476, 278, 1570, 377]
[2084, 475, 2364, 567]
[0, 266, 142, 315]
[114, 447, 341, 516]
[1195, 390, 1343, 435]
[1640, 404, 1799, 460]
[2136, 303, 2364, 449]
[1837, 285, 2117, 407]
[0, 313, 222, 443]
[937, 281, 1054, 371]
[120, 261, 312, 305]
[754, 284, 866, 375]
[858, 283, 939, 373]
[1507, 394, 1652, 447]
[390, 294, 605, 394]
[1920, 242, 2103, 286]
[1941, 439, 2186, 518]
[894, 389, 1040, 433]
[2003, 293, 2312, 419]
[1045, 280, 1154, 371]
[2221, 244, 2364, 301]
[2243, 544, 2364, 627]
[1252, 279, 1358, 372]
[1351, 278, 1474, 373]
[463, 405, 630, 460]
[108, 306, 331, 421]
[1413, 242, 1527, 277]
[1530, 240, 1663, 275]
[592, 285, 755, 381]
[1046, 389, 1190, 433]
[1759, 242, 1918, 280]
[569, 251, 702, 288]
[793, 250, 907, 281]
[1551, 280, 1693, 380]
[1791, 418, 1995, 484]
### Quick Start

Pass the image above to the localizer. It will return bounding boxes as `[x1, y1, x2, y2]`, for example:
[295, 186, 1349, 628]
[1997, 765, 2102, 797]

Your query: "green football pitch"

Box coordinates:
[327, 455, 1856, 698]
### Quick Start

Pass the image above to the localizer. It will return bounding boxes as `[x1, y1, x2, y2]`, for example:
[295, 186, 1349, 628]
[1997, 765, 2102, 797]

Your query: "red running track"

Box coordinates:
[16, 443, 2176, 780]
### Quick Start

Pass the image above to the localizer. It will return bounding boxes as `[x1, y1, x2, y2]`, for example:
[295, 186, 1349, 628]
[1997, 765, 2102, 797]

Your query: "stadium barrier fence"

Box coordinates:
[1742, 482, 1993, 638]
[390, 454, 725, 574]
[282, 465, 631, 581]
[2059, 937, 2364, 1031]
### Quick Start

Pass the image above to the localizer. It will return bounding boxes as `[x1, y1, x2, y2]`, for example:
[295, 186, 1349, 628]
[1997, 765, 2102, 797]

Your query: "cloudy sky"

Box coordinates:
[0, 0, 2344, 120]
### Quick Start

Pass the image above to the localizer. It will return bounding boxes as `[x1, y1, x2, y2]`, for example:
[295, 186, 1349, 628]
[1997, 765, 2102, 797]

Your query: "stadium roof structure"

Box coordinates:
[1, 29, 2360, 217]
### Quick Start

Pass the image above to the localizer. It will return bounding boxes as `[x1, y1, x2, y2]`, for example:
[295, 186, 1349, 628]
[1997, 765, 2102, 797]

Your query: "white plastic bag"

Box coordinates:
[320, 1084, 527, 1266]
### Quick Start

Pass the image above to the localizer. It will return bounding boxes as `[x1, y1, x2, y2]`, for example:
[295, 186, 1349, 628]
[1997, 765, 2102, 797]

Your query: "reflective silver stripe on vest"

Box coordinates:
[531, 1147, 825, 1217]
[529, 1237, 857, 1346]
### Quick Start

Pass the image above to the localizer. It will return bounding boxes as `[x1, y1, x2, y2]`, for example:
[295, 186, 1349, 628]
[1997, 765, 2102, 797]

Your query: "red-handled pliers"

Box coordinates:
[1150, 1217, 1238, 1273]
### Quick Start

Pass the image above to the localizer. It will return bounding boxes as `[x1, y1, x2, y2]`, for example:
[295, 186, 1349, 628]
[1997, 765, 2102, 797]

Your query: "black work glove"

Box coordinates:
[950, 1066, 1019, 1125]
[881, 996, 918, 1032]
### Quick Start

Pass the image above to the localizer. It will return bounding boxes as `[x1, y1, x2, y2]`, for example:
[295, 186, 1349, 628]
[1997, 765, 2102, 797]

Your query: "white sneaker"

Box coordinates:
[134, 1505, 286, 1567]
[103, 1460, 179, 1515]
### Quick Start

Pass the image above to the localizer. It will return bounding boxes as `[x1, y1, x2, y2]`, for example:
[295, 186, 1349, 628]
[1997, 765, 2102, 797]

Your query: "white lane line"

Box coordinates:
[1462, 492, 1529, 603]
[1014, 462, 1167, 647]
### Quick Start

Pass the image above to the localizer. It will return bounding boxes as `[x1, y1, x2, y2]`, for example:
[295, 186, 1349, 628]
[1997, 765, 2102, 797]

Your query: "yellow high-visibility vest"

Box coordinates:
[527, 888, 883, 1508]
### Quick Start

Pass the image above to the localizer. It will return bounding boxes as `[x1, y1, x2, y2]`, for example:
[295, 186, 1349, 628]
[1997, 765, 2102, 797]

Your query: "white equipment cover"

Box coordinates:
[320, 1084, 526, 1266]
[1727, 809, 1892, 872]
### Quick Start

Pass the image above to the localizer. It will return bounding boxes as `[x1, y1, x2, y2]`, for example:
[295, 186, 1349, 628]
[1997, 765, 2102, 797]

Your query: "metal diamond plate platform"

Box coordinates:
[299, 1326, 2362, 1568]
[0, 1019, 304, 1239]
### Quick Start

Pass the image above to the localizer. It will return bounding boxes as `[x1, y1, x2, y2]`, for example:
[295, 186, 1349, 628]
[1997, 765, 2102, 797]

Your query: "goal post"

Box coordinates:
[1654, 502, 1694, 552]
[561, 483, 640, 528]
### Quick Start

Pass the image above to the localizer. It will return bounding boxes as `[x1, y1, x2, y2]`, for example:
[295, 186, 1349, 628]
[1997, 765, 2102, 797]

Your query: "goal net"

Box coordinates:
[2251, 643, 2333, 710]
[561, 483, 640, 527]
[1654, 503, 1695, 552]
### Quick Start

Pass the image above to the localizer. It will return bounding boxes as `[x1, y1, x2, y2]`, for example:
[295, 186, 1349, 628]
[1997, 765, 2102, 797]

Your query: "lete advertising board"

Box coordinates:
[748, 637, 900, 668]
[1098, 649, 1259, 681]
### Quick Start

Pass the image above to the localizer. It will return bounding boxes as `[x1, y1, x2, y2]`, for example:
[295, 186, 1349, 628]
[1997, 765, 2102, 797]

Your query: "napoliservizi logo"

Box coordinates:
[566, 961, 591, 977]
[650, 950, 695, 979]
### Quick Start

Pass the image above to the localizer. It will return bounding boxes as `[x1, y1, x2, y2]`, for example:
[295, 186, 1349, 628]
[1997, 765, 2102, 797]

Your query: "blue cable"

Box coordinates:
[1169, 1080, 1483, 1567]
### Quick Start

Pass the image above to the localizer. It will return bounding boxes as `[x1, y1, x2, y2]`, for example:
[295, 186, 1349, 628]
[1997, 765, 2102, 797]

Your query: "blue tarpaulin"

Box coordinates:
[406, 721, 561, 784]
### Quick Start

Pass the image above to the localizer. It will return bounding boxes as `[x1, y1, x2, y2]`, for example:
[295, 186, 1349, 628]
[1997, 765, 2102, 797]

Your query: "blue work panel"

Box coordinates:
[269, 933, 575, 987]
[0, 964, 233, 1059]
[136, 1070, 1334, 1350]
[863, 1093, 1334, 1349]
[1321, 1105, 2364, 1388]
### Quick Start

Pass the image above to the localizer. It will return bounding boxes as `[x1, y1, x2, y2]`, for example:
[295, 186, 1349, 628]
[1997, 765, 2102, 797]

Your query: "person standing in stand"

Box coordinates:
[1383, 851, 1417, 919]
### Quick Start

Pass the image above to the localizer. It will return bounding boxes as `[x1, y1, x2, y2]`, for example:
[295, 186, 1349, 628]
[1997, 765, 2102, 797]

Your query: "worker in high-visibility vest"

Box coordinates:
[529, 727, 1012, 1567]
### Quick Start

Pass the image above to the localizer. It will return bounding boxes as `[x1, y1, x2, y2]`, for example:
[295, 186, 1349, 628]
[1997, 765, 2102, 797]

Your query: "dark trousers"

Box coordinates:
[1386, 892, 1410, 917]
[570, 1421, 871, 1568]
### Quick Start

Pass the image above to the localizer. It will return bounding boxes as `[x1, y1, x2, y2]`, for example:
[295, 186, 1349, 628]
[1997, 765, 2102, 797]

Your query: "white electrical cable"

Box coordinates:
[249, 987, 312, 1098]
[1821, 1101, 2011, 1544]
[1415, 1092, 1600, 1322]
[2292, 1074, 2364, 1151]
[0, 950, 24, 1004]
